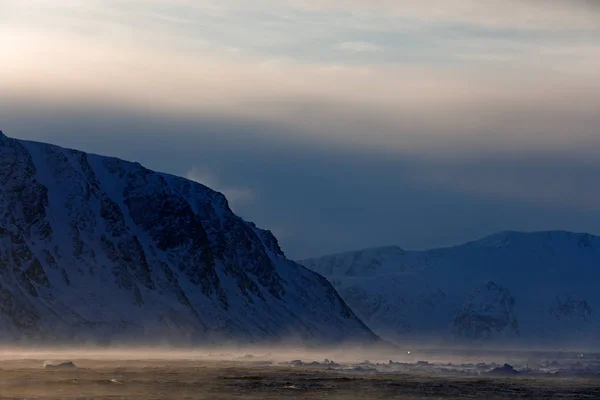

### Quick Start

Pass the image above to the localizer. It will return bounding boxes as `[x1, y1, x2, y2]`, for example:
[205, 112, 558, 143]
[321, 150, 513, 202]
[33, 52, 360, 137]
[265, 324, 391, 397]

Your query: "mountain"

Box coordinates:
[299, 231, 600, 347]
[0, 131, 376, 344]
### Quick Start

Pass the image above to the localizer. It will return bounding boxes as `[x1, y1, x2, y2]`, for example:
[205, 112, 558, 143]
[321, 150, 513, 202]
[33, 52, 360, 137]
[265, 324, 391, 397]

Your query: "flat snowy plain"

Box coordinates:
[1, 348, 599, 399]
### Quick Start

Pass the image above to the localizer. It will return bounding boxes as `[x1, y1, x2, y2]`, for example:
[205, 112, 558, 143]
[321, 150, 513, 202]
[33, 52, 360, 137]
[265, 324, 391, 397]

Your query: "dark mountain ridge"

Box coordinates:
[0, 130, 376, 344]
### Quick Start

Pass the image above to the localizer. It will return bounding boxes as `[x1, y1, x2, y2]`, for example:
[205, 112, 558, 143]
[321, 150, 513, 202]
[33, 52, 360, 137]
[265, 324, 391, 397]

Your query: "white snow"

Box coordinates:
[0, 133, 376, 344]
[300, 231, 600, 346]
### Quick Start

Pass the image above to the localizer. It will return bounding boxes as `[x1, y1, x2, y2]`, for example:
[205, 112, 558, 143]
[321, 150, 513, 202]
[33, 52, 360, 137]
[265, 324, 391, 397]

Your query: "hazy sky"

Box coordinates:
[1, 0, 600, 258]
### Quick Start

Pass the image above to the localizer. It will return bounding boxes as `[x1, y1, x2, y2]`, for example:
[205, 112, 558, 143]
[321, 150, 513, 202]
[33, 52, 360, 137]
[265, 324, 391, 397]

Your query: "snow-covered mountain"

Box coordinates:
[299, 231, 600, 346]
[0, 131, 376, 344]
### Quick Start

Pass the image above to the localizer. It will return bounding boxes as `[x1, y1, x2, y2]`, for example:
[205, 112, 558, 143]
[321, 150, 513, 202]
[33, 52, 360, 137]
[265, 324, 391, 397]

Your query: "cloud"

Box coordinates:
[2, 0, 600, 257]
[185, 167, 256, 211]
[97, 0, 600, 31]
[338, 41, 381, 52]
[286, 0, 600, 30]
[2, 26, 599, 158]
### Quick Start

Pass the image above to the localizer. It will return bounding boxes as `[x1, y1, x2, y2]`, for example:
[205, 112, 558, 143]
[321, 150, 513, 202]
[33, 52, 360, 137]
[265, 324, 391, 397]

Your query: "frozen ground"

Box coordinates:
[0, 348, 599, 399]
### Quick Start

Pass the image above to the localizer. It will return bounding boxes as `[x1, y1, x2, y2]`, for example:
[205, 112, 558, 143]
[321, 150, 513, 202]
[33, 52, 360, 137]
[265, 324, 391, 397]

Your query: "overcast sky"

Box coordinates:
[1, 1, 600, 258]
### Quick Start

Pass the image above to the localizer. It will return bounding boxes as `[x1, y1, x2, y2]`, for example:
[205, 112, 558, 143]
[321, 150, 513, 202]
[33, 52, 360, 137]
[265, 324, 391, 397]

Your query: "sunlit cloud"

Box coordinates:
[2, 21, 599, 156]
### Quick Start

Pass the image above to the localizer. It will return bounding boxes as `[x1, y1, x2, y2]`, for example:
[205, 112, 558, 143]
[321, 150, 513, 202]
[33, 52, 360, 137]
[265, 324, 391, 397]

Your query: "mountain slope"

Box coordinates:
[0, 131, 376, 344]
[299, 231, 600, 346]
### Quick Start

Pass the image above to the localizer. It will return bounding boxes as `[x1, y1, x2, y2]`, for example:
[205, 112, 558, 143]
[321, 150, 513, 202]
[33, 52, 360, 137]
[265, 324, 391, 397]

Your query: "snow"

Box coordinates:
[0, 132, 376, 344]
[299, 231, 600, 346]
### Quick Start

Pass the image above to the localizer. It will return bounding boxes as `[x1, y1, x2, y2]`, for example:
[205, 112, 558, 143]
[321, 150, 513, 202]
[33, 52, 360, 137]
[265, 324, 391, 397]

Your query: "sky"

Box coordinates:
[1, 0, 600, 259]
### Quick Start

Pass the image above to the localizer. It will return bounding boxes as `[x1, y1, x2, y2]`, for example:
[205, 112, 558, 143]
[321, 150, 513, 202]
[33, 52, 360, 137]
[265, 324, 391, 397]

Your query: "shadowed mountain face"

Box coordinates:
[0, 131, 376, 344]
[299, 231, 600, 346]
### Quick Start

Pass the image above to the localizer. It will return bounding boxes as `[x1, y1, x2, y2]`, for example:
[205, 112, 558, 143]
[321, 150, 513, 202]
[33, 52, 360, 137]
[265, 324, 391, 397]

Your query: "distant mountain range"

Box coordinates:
[299, 231, 600, 346]
[0, 131, 376, 344]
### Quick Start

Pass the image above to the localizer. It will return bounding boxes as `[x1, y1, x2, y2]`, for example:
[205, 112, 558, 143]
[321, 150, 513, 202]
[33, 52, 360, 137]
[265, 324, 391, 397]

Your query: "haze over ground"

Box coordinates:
[2, 1, 600, 258]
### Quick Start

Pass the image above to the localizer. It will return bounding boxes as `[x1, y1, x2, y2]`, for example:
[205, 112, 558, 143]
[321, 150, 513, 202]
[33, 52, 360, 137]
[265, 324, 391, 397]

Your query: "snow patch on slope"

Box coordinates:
[300, 231, 600, 346]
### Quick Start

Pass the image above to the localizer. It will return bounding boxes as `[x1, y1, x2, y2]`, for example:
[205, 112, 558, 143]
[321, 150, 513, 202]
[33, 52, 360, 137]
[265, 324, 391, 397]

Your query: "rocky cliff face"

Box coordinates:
[0, 131, 376, 344]
[300, 231, 600, 346]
